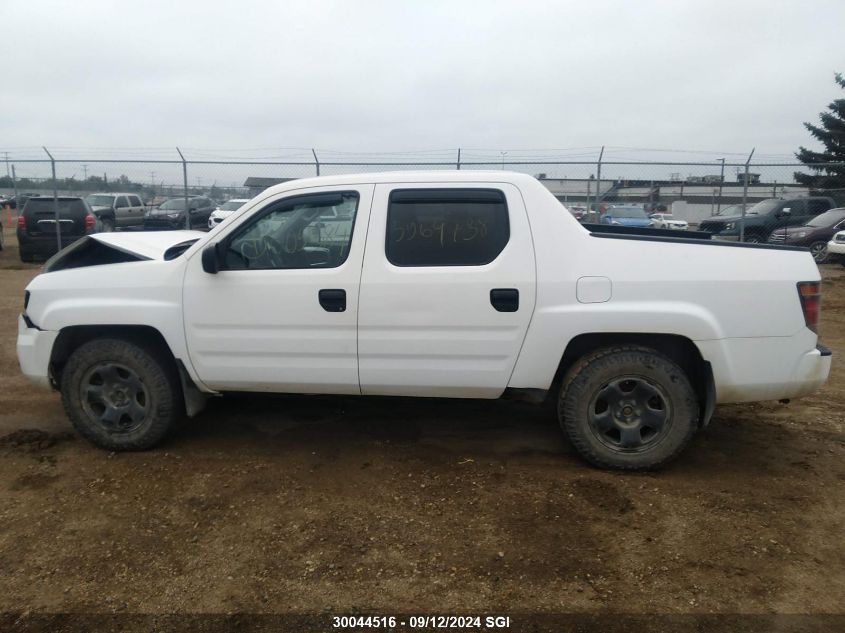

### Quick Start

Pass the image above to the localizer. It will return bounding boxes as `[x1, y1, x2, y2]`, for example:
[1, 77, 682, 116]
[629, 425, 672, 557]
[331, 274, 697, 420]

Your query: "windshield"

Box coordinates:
[159, 199, 187, 210]
[85, 195, 115, 207]
[220, 200, 246, 211]
[609, 207, 647, 219]
[742, 200, 780, 216]
[807, 210, 845, 227]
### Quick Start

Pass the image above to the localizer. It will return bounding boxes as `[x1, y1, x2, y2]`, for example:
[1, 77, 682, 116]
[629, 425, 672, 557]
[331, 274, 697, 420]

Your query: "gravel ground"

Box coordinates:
[0, 232, 843, 630]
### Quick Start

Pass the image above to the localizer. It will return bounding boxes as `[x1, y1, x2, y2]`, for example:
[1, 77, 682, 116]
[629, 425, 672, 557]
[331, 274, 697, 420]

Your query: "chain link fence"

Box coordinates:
[1, 148, 843, 258]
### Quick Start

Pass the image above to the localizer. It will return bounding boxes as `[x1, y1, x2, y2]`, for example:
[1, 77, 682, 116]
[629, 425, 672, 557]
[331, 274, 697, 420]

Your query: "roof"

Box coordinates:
[256, 170, 539, 199]
[243, 177, 298, 188]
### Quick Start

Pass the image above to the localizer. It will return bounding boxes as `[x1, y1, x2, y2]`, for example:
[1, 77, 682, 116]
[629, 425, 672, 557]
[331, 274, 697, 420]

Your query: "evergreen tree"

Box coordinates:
[795, 73, 845, 191]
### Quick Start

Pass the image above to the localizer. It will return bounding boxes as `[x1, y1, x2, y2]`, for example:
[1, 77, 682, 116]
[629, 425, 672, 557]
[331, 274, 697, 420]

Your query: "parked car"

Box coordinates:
[16, 196, 96, 262]
[84, 193, 146, 232]
[699, 197, 837, 243]
[826, 230, 845, 265]
[600, 205, 653, 228]
[649, 213, 688, 230]
[767, 208, 845, 263]
[17, 172, 831, 470]
[1, 193, 36, 210]
[143, 196, 215, 230]
[208, 198, 250, 229]
[566, 205, 588, 222]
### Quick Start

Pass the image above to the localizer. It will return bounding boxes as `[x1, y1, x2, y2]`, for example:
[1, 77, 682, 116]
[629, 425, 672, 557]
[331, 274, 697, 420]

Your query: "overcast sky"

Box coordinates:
[2, 0, 844, 164]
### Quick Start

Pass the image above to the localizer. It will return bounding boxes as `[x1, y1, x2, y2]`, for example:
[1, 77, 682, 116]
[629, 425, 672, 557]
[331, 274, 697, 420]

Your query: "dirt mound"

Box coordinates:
[0, 429, 74, 452]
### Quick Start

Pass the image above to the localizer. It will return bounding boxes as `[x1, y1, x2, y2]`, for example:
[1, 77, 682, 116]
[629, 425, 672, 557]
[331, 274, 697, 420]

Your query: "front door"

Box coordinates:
[357, 183, 536, 398]
[182, 185, 373, 394]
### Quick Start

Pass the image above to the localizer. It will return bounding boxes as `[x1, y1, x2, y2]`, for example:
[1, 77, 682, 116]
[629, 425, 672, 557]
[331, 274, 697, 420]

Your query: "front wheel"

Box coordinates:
[743, 234, 764, 244]
[558, 346, 699, 470]
[61, 338, 181, 450]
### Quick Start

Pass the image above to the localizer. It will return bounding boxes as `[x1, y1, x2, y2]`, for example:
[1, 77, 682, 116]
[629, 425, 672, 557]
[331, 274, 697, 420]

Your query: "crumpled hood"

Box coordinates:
[89, 230, 205, 259]
[42, 230, 206, 272]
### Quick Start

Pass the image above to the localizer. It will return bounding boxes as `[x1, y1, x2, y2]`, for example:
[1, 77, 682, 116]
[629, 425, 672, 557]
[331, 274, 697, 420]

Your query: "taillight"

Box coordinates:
[16, 215, 25, 230]
[84, 214, 96, 231]
[797, 282, 820, 333]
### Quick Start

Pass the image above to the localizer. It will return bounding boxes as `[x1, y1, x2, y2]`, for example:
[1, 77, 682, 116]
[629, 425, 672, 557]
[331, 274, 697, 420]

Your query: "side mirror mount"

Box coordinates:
[201, 243, 220, 274]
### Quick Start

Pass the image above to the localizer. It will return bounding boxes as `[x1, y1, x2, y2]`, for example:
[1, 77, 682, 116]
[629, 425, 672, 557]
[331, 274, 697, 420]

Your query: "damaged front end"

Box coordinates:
[43, 231, 204, 273]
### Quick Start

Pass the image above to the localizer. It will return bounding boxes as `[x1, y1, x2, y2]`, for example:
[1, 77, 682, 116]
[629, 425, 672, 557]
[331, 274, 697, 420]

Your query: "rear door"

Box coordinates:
[114, 196, 130, 226]
[358, 183, 536, 398]
[128, 195, 144, 226]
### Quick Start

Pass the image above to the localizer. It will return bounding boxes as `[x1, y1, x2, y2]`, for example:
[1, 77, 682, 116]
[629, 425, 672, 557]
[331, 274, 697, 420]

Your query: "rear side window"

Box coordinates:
[386, 189, 509, 267]
[115, 196, 129, 208]
[24, 199, 87, 214]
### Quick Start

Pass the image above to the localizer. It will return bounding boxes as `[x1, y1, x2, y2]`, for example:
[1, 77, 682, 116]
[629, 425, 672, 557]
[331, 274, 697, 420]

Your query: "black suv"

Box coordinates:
[144, 196, 215, 230]
[17, 196, 97, 262]
[699, 197, 837, 243]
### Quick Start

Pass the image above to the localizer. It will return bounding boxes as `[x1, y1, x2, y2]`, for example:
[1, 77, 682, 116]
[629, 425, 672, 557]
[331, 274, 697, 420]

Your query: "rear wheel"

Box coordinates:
[558, 346, 699, 470]
[808, 240, 829, 264]
[19, 249, 35, 263]
[61, 338, 181, 451]
[100, 217, 115, 233]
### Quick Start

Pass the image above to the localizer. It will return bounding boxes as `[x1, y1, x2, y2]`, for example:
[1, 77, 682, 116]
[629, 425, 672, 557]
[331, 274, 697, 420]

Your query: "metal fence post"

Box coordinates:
[456, 148, 461, 170]
[312, 149, 320, 176]
[11, 164, 18, 209]
[740, 148, 755, 242]
[716, 157, 725, 214]
[176, 147, 190, 230]
[42, 147, 61, 252]
[595, 146, 604, 212]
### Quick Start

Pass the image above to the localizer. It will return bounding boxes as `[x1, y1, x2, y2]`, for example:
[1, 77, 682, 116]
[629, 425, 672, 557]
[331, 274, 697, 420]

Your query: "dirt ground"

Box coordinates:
[0, 231, 843, 627]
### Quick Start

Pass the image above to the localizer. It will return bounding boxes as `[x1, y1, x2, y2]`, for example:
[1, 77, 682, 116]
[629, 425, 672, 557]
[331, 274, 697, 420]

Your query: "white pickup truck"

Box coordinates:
[17, 172, 831, 469]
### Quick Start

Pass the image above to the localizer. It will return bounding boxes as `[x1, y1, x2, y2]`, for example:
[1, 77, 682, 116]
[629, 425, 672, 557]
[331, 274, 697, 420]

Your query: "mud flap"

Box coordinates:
[700, 362, 716, 428]
[177, 361, 209, 417]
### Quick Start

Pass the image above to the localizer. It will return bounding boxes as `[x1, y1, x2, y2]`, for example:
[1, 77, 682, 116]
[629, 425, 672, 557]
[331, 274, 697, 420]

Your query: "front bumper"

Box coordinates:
[711, 234, 740, 242]
[16, 315, 58, 389]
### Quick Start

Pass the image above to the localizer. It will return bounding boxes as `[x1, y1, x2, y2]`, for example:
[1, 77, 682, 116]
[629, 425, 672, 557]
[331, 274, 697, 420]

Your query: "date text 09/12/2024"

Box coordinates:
[332, 615, 511, 629]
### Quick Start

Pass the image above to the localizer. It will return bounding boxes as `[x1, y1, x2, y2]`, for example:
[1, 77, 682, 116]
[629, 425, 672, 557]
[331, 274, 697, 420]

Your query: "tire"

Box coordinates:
[19, 249, 35, 263]
[558, 345, 699, 470]
[808, 240, 829, 264]
[60, 338, 181, 451]
[743, 233, 764, 244]
[100, 217, 115, 233]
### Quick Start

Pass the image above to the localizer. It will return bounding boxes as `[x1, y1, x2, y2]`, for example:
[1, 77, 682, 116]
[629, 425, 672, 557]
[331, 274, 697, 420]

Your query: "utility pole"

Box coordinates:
[500, 151, 507, 170]
[4, 152, 9, 178]
[82, 164, 88, 181]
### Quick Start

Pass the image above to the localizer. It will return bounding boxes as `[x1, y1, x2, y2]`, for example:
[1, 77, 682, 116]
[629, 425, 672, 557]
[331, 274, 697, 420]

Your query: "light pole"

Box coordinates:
[500, 151, 507, 170]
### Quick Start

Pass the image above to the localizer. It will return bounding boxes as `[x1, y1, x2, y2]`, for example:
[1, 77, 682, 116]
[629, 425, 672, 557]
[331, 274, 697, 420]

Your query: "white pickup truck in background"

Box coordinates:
[17, 172, 831, 469]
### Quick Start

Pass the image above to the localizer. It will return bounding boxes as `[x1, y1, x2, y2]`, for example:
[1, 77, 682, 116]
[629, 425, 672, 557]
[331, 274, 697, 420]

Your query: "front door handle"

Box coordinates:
[490, 288, 519, 312]
[319, 289, 346, 312]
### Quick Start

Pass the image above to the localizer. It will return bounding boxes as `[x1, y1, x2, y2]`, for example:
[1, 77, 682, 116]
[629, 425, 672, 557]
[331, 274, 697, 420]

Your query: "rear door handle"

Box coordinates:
[490, 288, 519, 312]
[319, 289, 346, 312]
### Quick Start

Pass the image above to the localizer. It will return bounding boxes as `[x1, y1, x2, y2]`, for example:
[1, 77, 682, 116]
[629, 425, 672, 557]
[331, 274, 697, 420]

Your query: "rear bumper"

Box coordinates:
[16, 315, 57, 389]
[697, 334, 832, 403]
[16, 232, 86, 256]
